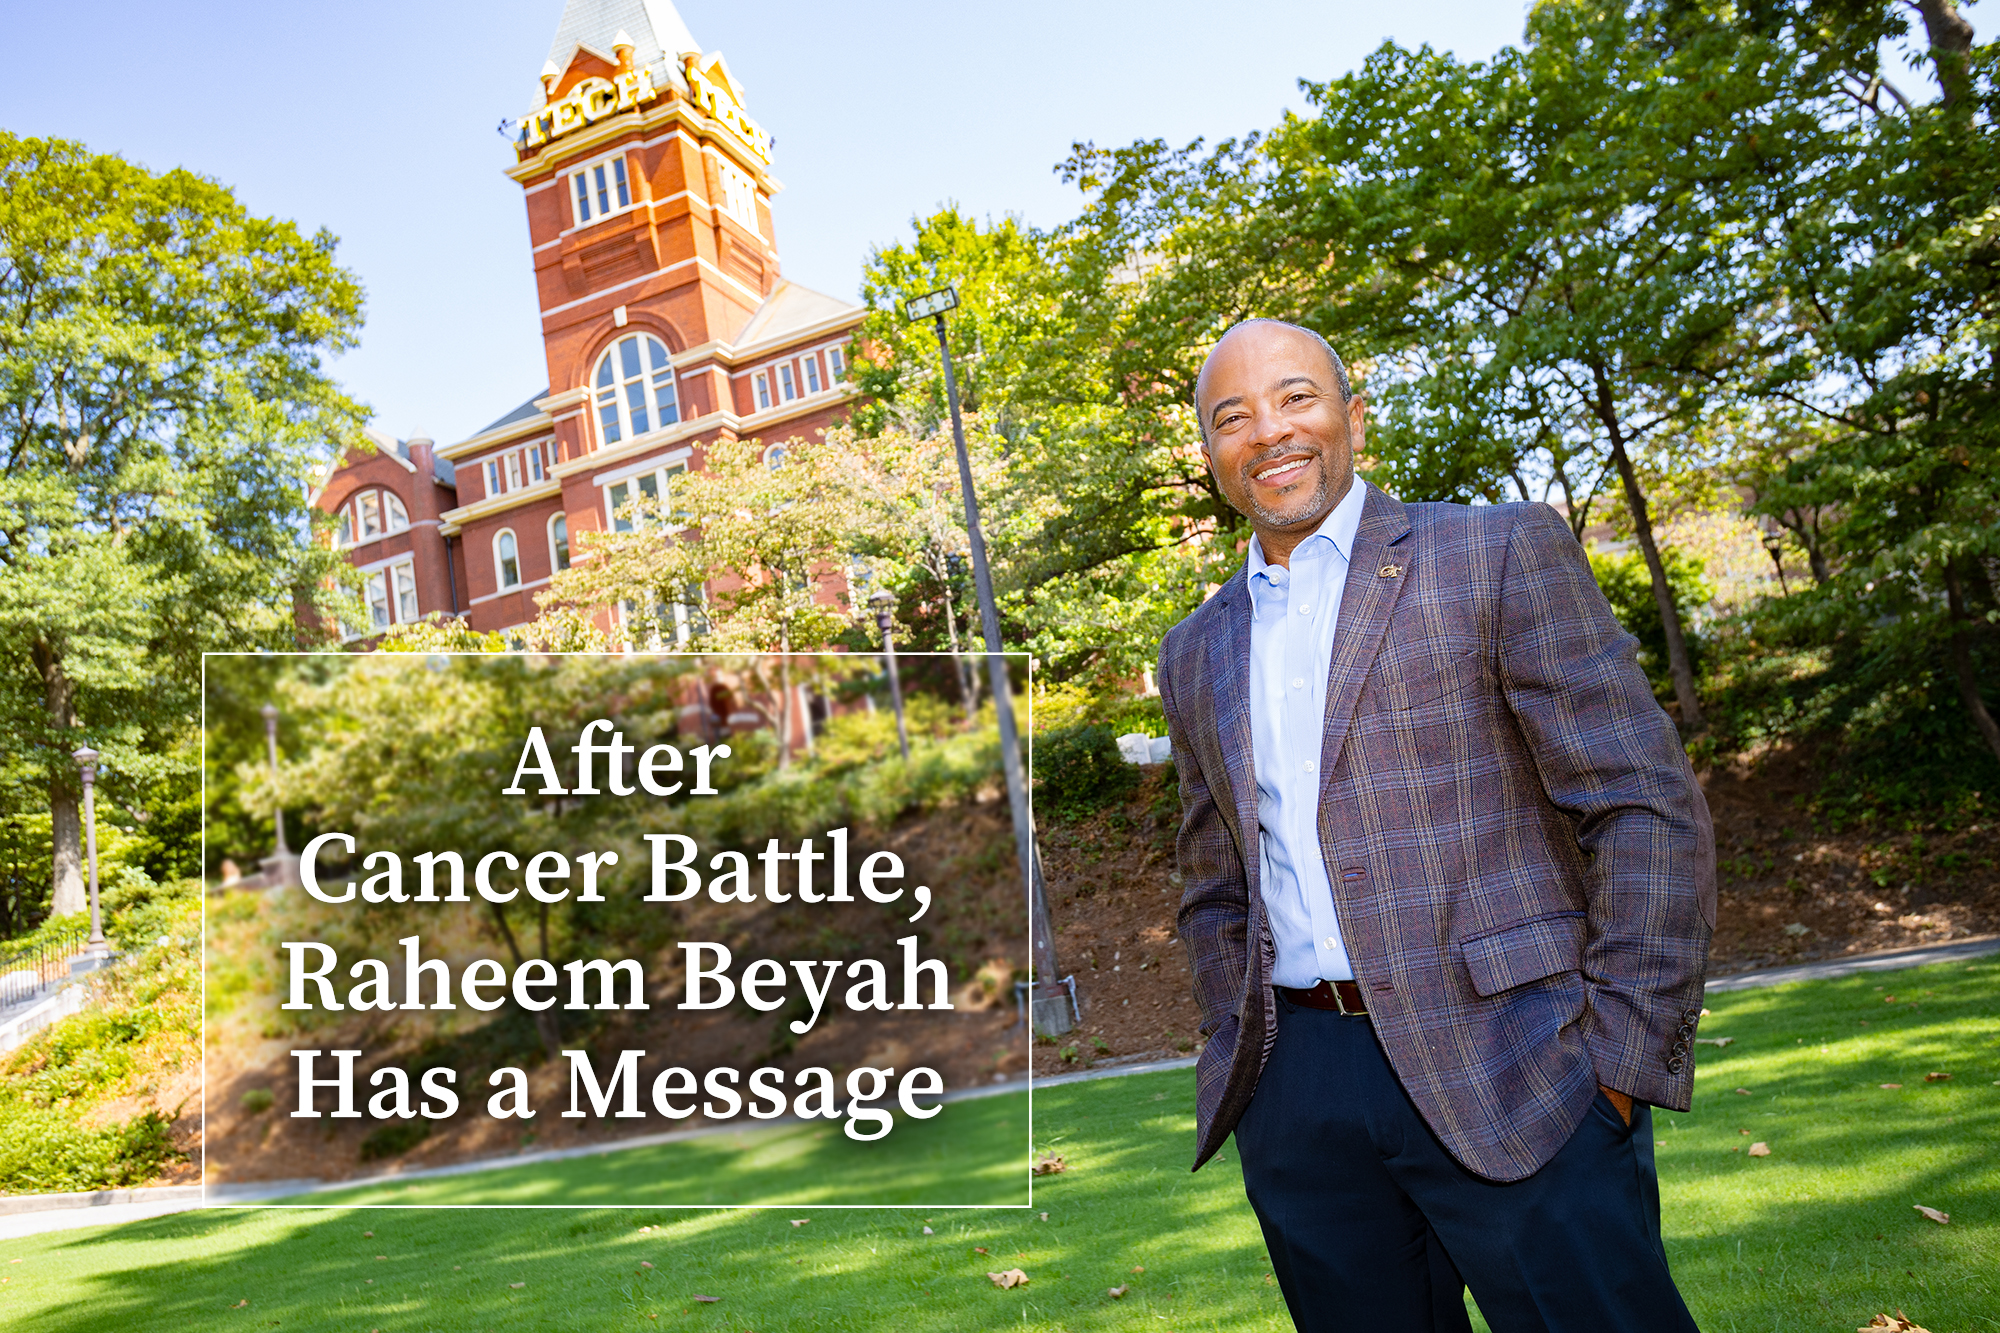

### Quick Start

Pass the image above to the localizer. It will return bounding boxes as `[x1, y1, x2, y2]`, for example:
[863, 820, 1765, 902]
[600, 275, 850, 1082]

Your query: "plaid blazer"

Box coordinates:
[1159, 485, 1715, 1182]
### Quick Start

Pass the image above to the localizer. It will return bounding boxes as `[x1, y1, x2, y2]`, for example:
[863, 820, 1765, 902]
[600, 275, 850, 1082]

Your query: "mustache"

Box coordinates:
[1237, 442, 1322, 478]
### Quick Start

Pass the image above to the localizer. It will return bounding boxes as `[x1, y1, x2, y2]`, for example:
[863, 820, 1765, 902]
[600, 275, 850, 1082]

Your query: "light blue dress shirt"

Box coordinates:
[1246, 478, 1368, 988]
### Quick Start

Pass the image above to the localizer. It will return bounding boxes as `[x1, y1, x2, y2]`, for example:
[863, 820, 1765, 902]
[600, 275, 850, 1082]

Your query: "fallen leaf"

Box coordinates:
[1748, 1142, 1771, 1157]
[1913, 1206, 1949, 1225]
[1032, 1151, 1067, 1176]
[1859, 1313, 1934, 1332]
[1108, 1285, 1130, 1298]
[790, 1219, 809, 1227]
[1039, 1212, 1049, 1221]
[1740, 1128, 1752, 1135]
[922, 1226, 934, 1235]
[693, 1294, 721, 1302]
[510, 1282, 526, 1288]
[1883, 995, 1897, 1003]
[1695, 1036, 1734, 1047]
[375, 1255, 387, 1261]
[1734, 1088, 1752, 1096]
[1699, 1007, 1711, 1017]
[641, 1261, 654, 1269]
[1656, 1140, 1666, 1147]
[233, 1301, 248, 1308]
[987, 1269, 1030, 1289]
[1880, 1083, 1903, 1089]
[453, 1266, 461, 1271]
[1132, 1265, 1146, 1274]
[363, 1231, 373, 1239]
[1924, 1072, 1951, 1083]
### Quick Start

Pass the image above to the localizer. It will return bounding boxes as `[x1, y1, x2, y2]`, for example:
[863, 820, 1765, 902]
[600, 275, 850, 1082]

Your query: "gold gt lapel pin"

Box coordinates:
[1378, 562, 1403, 578]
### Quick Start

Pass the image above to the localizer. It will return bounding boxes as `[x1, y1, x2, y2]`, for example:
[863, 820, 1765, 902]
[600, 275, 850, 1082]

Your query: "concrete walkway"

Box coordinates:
[3, 934, 1992, 1239]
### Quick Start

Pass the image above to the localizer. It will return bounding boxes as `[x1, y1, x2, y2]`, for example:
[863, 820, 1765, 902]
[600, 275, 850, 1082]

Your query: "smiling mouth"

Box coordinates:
[1251, 455, 1314, 485]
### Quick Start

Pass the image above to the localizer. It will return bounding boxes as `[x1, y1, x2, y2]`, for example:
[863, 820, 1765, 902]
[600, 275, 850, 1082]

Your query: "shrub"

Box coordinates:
[1588, 546, 1711, 698]
[360, 1119, 431, 1161]
[240, 1089, 275, 1114]
[0, 1108, 180, 1194]
[1034, 724, 1138, 820]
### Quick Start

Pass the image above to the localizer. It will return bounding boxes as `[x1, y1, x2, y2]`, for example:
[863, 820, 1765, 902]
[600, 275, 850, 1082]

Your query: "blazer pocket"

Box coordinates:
[1459, 911, 1586, 997]
[1382, 648, 1483, 711]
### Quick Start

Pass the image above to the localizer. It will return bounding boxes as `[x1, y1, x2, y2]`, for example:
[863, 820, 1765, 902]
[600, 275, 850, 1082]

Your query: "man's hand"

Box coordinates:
[1599, 1085, 1634, 1126]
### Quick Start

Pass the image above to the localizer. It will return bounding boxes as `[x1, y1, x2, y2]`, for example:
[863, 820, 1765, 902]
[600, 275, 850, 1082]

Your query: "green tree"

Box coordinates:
[0, 134, 366, 915]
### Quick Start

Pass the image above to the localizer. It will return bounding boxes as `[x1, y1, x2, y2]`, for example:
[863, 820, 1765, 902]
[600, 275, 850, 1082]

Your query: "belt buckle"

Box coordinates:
[1331, 982, 1361, 1016]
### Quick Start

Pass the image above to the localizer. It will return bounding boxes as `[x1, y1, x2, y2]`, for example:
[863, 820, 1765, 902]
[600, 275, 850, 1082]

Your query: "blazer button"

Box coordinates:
[1677, 1024, 1693, 1039]
[1671, 1042, 1688, 1056]
[1666, 1056, 1684, 1072]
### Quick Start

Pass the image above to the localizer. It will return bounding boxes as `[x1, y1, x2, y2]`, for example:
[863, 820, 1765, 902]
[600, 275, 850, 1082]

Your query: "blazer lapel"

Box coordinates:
[1202, 568, 1261, 893]
[1318, 485, 1416, 779]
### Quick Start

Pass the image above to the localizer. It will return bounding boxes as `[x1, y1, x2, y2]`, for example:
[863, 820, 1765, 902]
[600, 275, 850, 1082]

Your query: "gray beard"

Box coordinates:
[1241, 452, 1334, 530]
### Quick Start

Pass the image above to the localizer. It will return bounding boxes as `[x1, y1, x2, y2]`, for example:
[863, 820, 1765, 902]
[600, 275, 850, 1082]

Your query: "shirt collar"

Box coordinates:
[1247, 477, 1368, 613]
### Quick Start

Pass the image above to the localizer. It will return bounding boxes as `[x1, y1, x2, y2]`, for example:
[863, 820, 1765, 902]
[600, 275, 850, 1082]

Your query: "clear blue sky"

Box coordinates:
[0, 1, 1538, 443]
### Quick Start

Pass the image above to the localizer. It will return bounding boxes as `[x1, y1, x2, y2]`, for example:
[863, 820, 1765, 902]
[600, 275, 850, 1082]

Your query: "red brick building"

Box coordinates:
[315, 0, 865, 642]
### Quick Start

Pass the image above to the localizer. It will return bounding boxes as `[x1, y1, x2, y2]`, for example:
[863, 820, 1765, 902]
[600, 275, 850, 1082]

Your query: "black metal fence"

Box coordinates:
[0, 919, 90, 1011]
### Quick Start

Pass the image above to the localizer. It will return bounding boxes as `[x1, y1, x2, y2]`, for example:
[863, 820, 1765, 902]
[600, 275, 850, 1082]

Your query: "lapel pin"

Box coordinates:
[1378, 563, 1402, 578]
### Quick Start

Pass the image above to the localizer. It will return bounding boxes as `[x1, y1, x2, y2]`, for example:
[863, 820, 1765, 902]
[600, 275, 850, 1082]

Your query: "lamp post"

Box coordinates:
[71, 747, 108, 958]
[261, 703, 290, 859]
[904, 286, 1072, 1036]
[1760, 526, 1790, 596]
[869, 590, 912, 762]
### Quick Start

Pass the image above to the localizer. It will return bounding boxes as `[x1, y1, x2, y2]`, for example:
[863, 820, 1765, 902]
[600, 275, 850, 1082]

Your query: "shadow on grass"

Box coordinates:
[16, 961, 1989, 1332]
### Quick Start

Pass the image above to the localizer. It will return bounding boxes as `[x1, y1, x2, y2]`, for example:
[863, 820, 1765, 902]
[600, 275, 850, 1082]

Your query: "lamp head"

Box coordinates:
[72, 745, 101, 769]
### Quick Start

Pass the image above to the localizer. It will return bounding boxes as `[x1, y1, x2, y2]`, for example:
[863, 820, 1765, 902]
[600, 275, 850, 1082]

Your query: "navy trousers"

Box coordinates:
[1234, 994, 1701, 1333]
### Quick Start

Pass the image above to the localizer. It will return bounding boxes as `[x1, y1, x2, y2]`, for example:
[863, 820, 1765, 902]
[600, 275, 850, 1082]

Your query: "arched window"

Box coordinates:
[333, 504, 355, 547]
[762, 444, 787, 468]
[594, 335, 679, 445]
[549, 514, 570, 572]
[384, 492, 409, 533]
[495, 529, 520, 589]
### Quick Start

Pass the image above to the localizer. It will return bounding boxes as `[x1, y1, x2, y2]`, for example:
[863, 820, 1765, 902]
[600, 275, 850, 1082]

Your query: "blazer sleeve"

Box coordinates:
[1496, 503, 1716, 1111]
[1159, 627, 1251, 1041]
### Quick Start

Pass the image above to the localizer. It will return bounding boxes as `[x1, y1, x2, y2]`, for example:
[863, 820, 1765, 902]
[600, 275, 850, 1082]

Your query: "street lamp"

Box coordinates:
[71, 747, 109, 958]
[261, 703, 291, 859]
[903, 285, 1073, 1036]
[869, 590, 912, 762]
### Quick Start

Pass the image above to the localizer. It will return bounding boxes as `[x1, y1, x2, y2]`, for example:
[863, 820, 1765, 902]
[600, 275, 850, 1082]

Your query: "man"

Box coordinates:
[1158, 320, 1715, 1332]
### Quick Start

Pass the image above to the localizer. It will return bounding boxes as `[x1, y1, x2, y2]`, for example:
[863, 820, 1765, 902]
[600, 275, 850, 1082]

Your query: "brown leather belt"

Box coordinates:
[1275, 979, 1368, 1015]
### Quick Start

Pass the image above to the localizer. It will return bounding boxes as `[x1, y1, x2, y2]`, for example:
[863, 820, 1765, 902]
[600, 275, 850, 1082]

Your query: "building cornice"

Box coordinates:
[440, 413, 556, 461]
[506, 100, 783, 195]
[438, 478, 563, 531]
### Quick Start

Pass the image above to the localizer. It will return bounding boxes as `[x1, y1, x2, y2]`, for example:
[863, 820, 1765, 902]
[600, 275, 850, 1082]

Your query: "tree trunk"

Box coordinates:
[935, 554, 978, 724]
[1944, 561, 2000, 764]
[776, 620, 792, 771]
[487, 901, 561, 1060]
[1915, 0, 1975, 109]
[1591, 371, 1706, 731]
[33, 639, 86, 916]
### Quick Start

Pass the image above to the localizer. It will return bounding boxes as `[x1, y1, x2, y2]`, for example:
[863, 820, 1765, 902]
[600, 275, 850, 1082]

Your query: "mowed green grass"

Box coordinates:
[0, 959, 1992, 1332]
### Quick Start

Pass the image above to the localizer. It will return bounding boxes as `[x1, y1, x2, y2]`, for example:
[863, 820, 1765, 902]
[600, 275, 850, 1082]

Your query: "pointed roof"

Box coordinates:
[732, 280, 864, 352]
[544, 0, 699, 94]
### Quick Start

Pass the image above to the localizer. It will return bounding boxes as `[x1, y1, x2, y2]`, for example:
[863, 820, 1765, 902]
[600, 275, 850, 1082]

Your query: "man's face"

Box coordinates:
[1197, 323, 1362, 537]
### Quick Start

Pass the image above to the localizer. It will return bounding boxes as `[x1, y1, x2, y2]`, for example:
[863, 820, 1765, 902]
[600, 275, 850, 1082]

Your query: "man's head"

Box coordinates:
[1194, 319, 1363, 550]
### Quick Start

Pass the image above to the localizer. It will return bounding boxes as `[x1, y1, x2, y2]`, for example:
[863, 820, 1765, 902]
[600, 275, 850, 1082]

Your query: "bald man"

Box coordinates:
[1158, 320, 1714, 1332]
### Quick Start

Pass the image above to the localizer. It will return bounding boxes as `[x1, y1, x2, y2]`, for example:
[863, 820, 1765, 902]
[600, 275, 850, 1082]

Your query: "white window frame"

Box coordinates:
[777, 362, 796, 402]
[484, 459, 504, 498]
[594, 334, 682, 447]
[716, 158, 760, 236]
[495, 528, 521, 589]
[604, 461, 688, 534]
[357, 491, 383, 540]
[391, 558, 419, 623]
[333, 503, 355, 548]
[824, 343, 847, 381]
[568, 149, 636, 229]
[802, 352, 822, 396]
[549, 513, 571, 572]
[383, 492, 409, 533]
[364, 570, 391, 630]
[753, 371, 771, 411]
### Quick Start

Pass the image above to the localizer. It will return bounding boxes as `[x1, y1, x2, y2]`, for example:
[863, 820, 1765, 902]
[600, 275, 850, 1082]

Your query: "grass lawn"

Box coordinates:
[0, 958, 1992, 1332]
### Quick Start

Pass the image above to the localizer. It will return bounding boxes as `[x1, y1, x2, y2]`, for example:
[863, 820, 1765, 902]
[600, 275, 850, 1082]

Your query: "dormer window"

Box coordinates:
[595, 335, 680, 445]
[570, 152, 633, 227]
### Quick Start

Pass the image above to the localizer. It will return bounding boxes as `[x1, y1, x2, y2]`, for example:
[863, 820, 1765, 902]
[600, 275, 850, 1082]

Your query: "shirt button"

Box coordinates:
[1323, 937, 1337, 950]
[1290, 677, 1305, 690]
[1300, 761, 1315, 773]
[1297, 603, 1311, 615]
